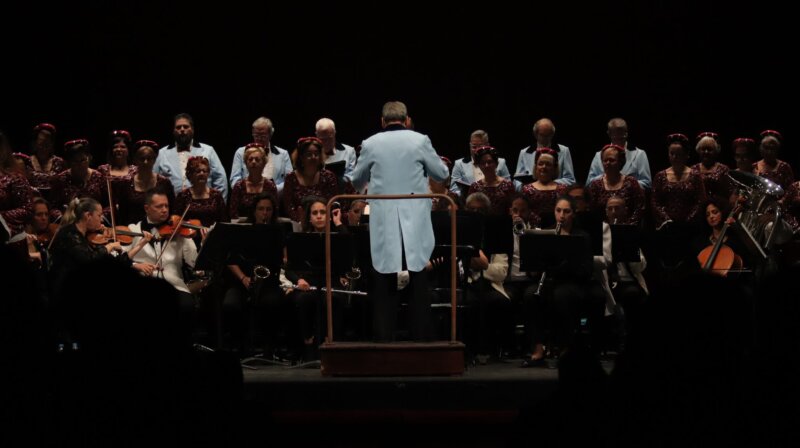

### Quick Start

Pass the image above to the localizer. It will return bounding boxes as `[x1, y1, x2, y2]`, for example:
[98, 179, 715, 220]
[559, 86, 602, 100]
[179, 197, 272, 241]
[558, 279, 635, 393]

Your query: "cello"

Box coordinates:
[697, 202, 743, 277]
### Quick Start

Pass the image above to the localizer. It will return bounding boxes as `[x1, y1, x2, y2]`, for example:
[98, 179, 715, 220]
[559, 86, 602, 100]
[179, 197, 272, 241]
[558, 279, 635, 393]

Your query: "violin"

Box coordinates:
[156, 215, 207, 239]
[26, 222, 59, 247]
[89, 226, 146, 245]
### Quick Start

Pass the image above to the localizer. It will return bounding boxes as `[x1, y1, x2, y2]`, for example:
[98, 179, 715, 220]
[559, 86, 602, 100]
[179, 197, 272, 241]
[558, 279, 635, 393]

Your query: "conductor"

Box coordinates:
[347, 101, 449, 342]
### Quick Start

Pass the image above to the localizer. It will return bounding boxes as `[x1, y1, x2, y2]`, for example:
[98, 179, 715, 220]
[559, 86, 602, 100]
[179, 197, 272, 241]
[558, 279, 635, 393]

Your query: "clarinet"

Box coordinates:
[534, 221, 562, 296]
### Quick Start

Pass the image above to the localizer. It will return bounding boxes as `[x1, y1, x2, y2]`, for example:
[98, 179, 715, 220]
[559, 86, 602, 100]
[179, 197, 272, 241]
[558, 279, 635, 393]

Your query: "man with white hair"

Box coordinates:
[316, 117, 357, 184]
[514, 118, 576, 189]
[229, 116, 293, 196]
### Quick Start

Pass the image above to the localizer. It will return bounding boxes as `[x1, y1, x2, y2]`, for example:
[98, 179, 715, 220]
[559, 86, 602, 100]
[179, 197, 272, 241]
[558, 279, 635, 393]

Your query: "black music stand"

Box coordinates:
[610, 224, 642, 263]
[483, 215, 513, 256]
[430, 211, 483, 304]
[196, 223, 286, 366]
[519, 231, 592, 274]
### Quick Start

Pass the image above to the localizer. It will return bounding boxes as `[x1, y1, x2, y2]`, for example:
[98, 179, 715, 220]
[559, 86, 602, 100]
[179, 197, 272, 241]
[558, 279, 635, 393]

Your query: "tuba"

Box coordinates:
[728, 171, 791, 252]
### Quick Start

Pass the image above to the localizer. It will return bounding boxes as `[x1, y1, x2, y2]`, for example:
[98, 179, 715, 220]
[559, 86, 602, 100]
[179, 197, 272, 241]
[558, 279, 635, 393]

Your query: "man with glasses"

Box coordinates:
[229, 116, 293, 197]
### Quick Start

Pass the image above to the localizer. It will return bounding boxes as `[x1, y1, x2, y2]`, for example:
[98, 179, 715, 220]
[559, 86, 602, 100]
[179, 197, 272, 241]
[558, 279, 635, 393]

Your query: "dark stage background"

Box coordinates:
[3, 2, 796, 181]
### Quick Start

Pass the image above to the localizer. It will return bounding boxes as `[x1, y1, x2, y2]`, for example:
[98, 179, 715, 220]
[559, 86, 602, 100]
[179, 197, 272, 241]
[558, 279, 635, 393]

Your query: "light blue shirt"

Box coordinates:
[229, 144, 292, 196]
[514, 143, 576, 190]
[154, 142, 229, 199]
[586, 145, 652, 189]
[450, 156, 511, 195]
[348, 126, 449, 273]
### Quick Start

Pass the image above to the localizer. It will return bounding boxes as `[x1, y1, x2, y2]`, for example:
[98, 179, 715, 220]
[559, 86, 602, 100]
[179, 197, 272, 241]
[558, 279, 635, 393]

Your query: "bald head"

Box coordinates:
[533, 118, 556, 147]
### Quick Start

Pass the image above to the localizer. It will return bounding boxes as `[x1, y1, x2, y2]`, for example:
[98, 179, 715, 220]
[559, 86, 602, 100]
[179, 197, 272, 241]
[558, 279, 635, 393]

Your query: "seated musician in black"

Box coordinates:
[280, 196, 347, 362]
[223, 192, 290, 354]
[521, 195, 604, 367]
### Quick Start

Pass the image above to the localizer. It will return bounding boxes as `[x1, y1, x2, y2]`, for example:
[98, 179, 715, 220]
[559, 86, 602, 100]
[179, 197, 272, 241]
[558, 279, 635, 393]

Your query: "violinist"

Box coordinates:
[49, 197, 153, 298]
[124, 189, 195, 292]
[25, 197, 58, 246]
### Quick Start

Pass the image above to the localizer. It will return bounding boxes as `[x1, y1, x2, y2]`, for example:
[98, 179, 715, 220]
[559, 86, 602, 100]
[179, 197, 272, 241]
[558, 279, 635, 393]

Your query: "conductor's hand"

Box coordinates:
[297, 279, 311, 291]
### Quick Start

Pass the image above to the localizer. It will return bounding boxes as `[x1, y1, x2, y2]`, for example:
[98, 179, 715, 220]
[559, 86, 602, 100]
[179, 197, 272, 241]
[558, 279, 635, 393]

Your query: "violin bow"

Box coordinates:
[154, 204, 191, 267]
[106, 177, 117, 242]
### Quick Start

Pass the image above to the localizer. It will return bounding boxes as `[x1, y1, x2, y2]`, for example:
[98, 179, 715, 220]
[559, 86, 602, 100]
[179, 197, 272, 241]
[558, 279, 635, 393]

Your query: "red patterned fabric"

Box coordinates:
[282, 169, 339, 222]
[0, 171, 35, 235]
[521, 183, 567, 227]
[468, 178, 515, 216]
[651, 169, 706, 227]
[229, 178, 278, 219]
[587, 176, 645, 225]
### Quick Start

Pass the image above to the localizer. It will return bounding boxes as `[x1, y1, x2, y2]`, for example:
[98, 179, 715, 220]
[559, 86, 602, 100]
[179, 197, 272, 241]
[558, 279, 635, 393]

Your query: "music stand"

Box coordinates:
[610, 225, 642, 263]
[483, 215, 513, 256]
[519, 231, 592, 274]
[196, 223, 286, 366]
[285, 231, 356, 369]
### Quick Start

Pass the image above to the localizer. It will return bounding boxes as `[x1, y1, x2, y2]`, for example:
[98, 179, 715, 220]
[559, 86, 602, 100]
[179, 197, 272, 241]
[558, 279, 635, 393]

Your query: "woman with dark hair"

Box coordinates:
[121, 140, 174, 225]
[651, 133, 706, 229]
[520, 195, 603, 367]
[0, 131, 36, 237]
[281, 196, 347, 361]
[754, 129, 794, 188]
[50, 139, 110, 222]
[24, 123, 64, 194]
[223, 192, 288, 354]
[468, 146, 515, 216]
[587, 144, 645, 225]
[521, 148, 567, 228]
[283, 137, 339, 222]
[174, 156, 228, 227]
[229, 143, 278, 220]
[692, 199, 747, 270]
[97, 129, 135, 183]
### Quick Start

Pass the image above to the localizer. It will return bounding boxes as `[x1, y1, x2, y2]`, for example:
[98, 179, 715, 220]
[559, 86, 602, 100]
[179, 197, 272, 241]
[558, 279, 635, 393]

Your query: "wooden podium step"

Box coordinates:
[320, 341, 465, 376]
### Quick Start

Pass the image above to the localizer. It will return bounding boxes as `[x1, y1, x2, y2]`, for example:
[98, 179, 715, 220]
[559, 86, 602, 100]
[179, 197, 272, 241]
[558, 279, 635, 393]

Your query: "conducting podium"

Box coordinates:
[318, 194, 465, 376]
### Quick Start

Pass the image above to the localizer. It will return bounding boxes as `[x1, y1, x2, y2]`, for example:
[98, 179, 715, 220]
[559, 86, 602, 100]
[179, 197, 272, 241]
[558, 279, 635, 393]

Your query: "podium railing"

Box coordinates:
[325, 194, 459, 343]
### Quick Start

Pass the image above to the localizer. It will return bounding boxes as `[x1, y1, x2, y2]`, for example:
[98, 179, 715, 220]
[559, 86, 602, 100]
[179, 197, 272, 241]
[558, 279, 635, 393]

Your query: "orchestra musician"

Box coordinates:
[123, 189, 199, 337]
[281, 196, 347, 361]
[224, 192, 290, 353]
